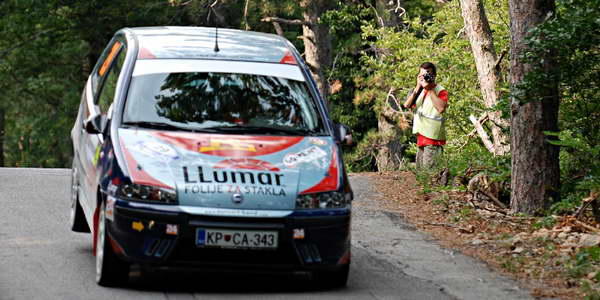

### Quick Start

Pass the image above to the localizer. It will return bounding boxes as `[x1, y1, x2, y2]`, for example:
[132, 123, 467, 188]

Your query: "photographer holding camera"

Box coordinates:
[403, 62, 448, 169]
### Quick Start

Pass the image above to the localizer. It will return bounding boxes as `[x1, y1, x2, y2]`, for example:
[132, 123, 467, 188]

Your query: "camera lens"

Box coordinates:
[424, 73, 434, 83]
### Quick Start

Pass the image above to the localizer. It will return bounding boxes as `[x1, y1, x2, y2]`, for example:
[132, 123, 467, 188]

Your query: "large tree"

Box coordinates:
[508, 0, 560, 214]
[459, 0, 509, 156]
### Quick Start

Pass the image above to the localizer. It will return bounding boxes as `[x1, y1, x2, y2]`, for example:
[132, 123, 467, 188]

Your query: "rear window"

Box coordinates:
[122, 72, 326, 135]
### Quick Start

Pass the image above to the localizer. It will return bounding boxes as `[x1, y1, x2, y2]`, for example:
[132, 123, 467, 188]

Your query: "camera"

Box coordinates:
[423, 72, 435, 83]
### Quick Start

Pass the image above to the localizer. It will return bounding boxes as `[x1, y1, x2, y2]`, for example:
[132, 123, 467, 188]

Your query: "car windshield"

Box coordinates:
[122, 72, 326, 135]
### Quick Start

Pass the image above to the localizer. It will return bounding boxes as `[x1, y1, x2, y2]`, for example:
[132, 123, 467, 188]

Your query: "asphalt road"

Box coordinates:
[0, 168, 533, 300]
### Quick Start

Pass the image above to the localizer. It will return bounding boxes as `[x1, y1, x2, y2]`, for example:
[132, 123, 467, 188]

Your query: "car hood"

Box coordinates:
[118, 128, 339, 211]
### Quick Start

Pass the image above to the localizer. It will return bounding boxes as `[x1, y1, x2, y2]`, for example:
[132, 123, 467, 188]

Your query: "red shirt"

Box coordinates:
[415, 88, 448, 147]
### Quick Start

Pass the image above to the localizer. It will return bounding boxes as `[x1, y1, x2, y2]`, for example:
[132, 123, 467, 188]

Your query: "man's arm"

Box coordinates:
[403, 76, 424, 109]
[403, 86, 420, 109]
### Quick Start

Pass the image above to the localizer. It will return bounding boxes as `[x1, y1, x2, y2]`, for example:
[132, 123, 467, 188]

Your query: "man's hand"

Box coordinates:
[416, 74, 426, 89]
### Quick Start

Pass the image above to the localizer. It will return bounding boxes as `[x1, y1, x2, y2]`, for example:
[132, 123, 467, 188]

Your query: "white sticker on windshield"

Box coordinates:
[283, 146, 327, 168]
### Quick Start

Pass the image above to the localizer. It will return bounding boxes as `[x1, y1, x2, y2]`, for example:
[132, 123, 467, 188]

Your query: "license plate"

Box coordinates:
[196, 228, 278, 249]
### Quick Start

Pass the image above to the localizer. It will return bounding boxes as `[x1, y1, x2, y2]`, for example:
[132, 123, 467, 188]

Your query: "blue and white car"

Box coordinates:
[70, 27, 353, 287]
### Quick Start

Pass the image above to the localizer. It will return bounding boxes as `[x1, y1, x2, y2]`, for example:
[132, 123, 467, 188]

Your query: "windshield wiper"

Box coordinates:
[122, 121, 220, 133]
[203, 125, 323, 136]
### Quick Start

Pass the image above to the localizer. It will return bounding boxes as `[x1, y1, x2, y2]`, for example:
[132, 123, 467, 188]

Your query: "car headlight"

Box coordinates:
[117, 183, 177, 204]
[295, 191, 352, 209]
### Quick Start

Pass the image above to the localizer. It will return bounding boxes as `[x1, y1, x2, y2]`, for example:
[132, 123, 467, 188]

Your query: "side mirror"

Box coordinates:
[335, 123, 354, 146]
[84, 113, 107, 134]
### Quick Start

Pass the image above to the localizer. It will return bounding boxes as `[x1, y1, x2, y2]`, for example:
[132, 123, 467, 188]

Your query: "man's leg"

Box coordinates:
[416, 146, 424, 169]
[422, 145, 442, 168]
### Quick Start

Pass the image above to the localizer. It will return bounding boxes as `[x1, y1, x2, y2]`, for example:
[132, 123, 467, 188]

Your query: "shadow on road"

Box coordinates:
[115, 265, 345, 294]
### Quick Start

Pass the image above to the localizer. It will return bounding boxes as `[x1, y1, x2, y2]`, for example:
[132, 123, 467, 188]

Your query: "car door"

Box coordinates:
[78, 38, 127, 217]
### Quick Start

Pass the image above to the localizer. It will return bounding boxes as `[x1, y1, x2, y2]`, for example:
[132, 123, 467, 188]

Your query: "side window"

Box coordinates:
[91, 41, 122, 96]
[96, 45, 126, 115]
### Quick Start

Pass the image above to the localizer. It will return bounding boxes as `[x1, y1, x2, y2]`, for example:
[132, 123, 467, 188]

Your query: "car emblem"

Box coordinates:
[232, 193, 244, 204]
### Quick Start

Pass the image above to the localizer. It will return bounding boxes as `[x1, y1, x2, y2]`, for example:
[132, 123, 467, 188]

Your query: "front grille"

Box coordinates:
[296, 243, 322, 264]
[144, 238, 174, 258]
[168, 237, 301, 266]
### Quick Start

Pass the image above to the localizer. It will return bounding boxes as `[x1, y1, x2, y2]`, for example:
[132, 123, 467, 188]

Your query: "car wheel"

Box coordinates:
[313, 264, 350, 289]
[70, 162, 90, 233]
[96, 201, 130, 286]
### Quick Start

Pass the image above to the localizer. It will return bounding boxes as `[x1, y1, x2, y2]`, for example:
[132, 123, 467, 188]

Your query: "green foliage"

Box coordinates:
[532, 216, 557, 230]
[569, 246, 600, 281]
[343, 129, 379, 172]
[321, 3, 378, 171]
[547, 130, 600, 202]
[0, 0, 186, 167]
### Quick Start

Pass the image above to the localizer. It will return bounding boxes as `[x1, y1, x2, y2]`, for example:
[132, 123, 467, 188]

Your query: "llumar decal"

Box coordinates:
[151, 131, 303, 157]
[182, 161, 286, 196]
[300, 146, 339, 194]
[120, 139, 173, 189]
[283, 146, 327, 168]
[130, 141, 179, 161]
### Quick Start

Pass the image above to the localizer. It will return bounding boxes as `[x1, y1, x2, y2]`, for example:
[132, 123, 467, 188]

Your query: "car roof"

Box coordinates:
[126, 26, 295, 64]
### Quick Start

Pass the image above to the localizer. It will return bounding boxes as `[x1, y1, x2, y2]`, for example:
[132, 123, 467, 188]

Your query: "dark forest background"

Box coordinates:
[1, 0, 599, 217]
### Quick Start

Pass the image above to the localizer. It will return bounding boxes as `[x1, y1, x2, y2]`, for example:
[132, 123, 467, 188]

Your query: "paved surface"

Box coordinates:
[0, 168, 533, 300]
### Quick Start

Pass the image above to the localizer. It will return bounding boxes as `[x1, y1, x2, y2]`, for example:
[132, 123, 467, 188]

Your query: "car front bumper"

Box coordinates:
[107, 200, 351, 273]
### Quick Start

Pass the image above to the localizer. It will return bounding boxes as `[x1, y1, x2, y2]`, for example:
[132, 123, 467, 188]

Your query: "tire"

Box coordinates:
[96, 201, 130, 286]
[313, 264, 350, 289]
[70, 162, 90, 233]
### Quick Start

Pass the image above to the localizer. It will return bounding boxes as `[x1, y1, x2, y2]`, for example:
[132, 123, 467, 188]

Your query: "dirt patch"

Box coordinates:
[365, 171, 600, 300]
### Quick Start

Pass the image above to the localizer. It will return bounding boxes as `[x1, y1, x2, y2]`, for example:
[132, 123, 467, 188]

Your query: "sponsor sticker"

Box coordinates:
[130, 141, 179, 161]
[199, 139, 256, 153]
[105, 196, 116, 221]
[308, 137, 327, 146]
[293, 228, 305, 239]
[283, 146, 327, 167]
[166, 224, 178, 235]
[107, 182, 118, 195]
[92, 145, 101, 167]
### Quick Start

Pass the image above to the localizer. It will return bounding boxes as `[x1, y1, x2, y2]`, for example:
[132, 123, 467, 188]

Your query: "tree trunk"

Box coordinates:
[459, 0, 509, 155]
[509, 0, 560, 214]
[300, 0, 334, 108]
[377, 102, 408, 171]
[243, 0, 251, 30]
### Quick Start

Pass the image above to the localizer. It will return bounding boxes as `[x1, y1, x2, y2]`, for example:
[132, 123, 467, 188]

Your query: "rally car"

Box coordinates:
[69, 27, 353, 287]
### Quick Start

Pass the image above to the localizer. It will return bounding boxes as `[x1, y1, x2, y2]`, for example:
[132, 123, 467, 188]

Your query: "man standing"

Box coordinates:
[403, 62, 449, 168]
